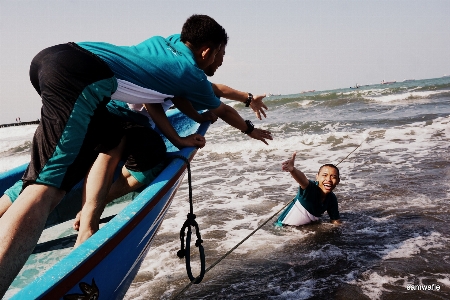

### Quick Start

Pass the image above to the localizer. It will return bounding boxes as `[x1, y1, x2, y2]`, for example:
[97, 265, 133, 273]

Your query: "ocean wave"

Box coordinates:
[364, 90, 447, 103]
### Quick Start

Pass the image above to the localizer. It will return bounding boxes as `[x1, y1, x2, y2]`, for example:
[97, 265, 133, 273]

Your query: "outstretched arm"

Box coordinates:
[144, 103, 206, 149]
[282, 152, 309, 189]
[211, 83, 268, 120]
[210, 102, 273, 145]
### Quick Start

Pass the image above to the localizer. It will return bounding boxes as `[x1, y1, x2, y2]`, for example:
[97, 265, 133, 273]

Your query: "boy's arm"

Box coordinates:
[281, 152, 310, 189]
[209, 102, 273, 145]
[143, 103, 206, 149]
[211, 83, 268, 120]
[328, 197, 341, 225]
[171, 96, 217, 124]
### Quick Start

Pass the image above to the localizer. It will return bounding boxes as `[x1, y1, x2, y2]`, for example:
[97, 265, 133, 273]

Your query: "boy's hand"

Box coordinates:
[178, 134, 206, 149]
[249, 94, 268, 120]
[200, 111, 218, 124]
[248, 128, 273, 145]
[282, 152, 296, 172]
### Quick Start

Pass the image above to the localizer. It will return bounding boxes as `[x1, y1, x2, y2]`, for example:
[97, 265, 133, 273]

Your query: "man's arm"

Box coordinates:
[209, 102, 273, 145]
[143, 103, 206, 149]
[281, 152, 309, 189]
[171, 97, 217, 124]
[211, 83, 268, 120]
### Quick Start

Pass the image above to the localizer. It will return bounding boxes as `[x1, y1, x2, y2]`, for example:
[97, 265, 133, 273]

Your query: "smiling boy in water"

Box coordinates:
[276, 152, 341, 226]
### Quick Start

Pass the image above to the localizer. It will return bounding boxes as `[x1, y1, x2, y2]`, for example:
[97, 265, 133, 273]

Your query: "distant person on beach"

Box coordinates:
[276, 152, 341, 226]
[70, 34, 271, 244]
[0, 14, 235, 296]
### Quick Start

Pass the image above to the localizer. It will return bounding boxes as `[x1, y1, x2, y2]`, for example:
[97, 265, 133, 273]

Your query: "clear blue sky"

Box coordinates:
[0, 0, 449, 123]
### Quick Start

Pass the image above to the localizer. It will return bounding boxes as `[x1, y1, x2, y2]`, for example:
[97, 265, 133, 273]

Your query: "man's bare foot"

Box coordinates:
[74, 228, 95, 248]
[73, 211, 81, 231]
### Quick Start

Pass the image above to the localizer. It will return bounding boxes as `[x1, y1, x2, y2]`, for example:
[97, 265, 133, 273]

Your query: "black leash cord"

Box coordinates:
[171, 154, 206, 284]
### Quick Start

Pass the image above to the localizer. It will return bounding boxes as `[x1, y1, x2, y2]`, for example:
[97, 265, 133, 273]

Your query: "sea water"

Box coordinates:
[0, 77, 449, 299]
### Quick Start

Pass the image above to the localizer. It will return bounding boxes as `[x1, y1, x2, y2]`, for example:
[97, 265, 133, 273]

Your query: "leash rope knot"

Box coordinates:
[171, 154, 206, 284]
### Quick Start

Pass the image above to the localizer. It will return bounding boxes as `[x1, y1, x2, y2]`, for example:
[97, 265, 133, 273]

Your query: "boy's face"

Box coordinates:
[316, 166, 340, 194]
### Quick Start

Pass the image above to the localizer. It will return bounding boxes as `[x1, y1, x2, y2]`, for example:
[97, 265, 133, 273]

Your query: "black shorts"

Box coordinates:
[23, 42, 119, 192]
[114, 122, 167, 185]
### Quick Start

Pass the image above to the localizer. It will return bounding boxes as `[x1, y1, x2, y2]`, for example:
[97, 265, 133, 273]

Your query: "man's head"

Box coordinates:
[316, 164, 340, 194]
[181, 14, 228, 70]
[204, 42, 226, 77]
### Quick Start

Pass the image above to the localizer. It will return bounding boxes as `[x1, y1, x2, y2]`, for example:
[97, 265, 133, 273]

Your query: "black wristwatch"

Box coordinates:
[242, 120, 254, 134]
[244, 93, 253, 107]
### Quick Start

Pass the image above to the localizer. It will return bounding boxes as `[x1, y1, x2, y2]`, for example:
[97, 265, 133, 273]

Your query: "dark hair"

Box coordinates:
[181, 14, 228, 50]
[318, 164, 340, 178]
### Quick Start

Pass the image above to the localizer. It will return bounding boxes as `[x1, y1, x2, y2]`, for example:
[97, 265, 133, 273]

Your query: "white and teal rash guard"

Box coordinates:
[77, 34, 221, 111]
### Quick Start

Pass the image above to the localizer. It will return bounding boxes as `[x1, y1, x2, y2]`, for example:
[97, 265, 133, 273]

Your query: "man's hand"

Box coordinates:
[281, 152, 296, 172]
[178, 134, 206, 149]
[200, 111, 218, 124]
[247, 128, 273, 145]
[249, 94, 268, 120]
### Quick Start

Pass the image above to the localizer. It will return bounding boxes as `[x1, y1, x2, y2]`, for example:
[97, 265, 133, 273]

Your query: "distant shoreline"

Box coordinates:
[0, 120, 39, 128]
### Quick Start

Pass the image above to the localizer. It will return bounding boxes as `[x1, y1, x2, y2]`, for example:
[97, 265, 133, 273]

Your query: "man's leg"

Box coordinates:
[107, 167, 143, 201]
[74, 137, 126, 247]
[0, 184, 65, 297]
[73, 165, 143, 231]
[73, 124, 166, 233]
[0, 42, 119, 295]
[0, 194, 12, 218]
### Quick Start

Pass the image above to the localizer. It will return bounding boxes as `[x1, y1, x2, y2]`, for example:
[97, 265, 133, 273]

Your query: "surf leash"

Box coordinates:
[172, 198, 294, 299]
[171, 154, 206, 285]
[335, 136, 367, 166]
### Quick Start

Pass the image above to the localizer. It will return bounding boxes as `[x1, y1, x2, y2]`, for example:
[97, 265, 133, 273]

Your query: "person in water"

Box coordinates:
[276, 152, 341, 226]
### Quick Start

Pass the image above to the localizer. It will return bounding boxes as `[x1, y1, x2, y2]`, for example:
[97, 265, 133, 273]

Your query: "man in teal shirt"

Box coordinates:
[0, 14, 230, 296]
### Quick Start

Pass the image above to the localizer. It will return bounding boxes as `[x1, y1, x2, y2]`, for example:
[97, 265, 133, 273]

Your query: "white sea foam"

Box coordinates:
[352, 272, 408, 300]
[0, 125, 36, 150]
[438, 276, 450, 287]
[352, 271, 450, 300]
[308, 244, 345, 260]
[380, 232, 448, 260]
[0, 155, 29, 173]
[0, 125, 36, 172]
[365, 90, 445, 103]
[268, 279, 316, 300]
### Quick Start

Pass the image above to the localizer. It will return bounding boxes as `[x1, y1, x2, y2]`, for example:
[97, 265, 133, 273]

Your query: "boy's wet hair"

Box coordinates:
[181, 14, 228, 50]
[318, 164, 340, 178]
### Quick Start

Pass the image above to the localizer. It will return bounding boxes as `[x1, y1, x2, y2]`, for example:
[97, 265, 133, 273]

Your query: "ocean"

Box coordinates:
[1, 76, 449, 299]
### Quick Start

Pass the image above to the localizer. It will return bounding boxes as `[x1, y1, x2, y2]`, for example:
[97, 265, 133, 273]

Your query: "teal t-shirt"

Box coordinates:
[296, 180, 340, 220]
[78, 34, 220, 111]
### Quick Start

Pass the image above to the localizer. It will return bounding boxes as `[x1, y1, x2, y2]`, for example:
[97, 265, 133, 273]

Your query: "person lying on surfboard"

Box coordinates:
[276, 152, 341, 226]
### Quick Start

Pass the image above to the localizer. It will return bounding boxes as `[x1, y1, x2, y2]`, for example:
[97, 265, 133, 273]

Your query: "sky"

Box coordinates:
[0, 0, 449, 123]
